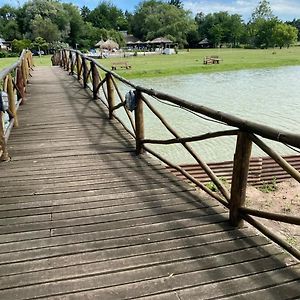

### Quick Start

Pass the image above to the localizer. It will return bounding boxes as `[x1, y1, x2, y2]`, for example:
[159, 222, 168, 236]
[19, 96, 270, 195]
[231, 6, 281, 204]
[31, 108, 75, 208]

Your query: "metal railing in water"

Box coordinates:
[56, 49, 300, 260]
[0, 50, 33, 161]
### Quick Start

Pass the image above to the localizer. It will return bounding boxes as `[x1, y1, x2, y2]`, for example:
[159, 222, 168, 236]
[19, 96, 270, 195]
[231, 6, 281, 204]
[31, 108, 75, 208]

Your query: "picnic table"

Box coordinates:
[111, 62, 131, 70]
[203, 55, 222, 64]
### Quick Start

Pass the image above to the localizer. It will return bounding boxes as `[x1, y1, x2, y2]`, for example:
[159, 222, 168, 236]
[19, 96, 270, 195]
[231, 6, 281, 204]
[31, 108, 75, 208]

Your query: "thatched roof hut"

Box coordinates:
[150, 37, 173, 44]
[95, 39, 104, 47]
[100, 39, 119, 50]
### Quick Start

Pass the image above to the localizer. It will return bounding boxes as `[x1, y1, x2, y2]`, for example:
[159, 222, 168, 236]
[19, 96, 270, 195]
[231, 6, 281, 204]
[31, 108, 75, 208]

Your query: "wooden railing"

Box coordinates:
[57, 49, 300, 260]
[0, 50, 33, 160]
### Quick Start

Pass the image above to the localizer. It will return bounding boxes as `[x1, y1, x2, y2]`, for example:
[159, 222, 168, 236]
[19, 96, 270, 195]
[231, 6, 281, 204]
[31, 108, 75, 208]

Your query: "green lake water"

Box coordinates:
[114, 66, 300, 164]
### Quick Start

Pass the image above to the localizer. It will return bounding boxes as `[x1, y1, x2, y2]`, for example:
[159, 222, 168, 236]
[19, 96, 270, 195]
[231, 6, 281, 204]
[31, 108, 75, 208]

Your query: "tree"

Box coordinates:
[248, 0, 279, 48]
[168, 0, 183, 8]
[196, 11, 245, 47]
[63, 4, 84, 47]
[0, 5, 21, 39]
[287, 19, 300, 41]
[19, 0, 69, 39]
[30, 36, 49, 53]
[2, 20, 21, 40]
[131, 0, 195, 47]
[251, 0, 273, 21]
[273, 23, 298, 48]
[30, 16, 61, 42]
[87, 1, 127, 30]
[12, 39, 31, 53]
[81, 6, 91, 22]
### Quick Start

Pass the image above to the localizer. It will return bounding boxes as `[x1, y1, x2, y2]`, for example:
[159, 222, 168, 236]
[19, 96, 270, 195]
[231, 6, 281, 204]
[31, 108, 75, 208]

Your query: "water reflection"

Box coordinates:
[117, 66, 300, 163]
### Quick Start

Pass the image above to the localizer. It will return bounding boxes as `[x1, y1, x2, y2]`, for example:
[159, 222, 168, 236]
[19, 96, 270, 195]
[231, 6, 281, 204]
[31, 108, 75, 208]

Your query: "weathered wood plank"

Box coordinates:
[0, 66, 299, 300]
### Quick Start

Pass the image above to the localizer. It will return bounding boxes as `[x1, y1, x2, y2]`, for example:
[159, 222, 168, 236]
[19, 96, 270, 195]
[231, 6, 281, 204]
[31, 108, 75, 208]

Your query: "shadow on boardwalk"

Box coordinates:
[0, 67, 299, 300]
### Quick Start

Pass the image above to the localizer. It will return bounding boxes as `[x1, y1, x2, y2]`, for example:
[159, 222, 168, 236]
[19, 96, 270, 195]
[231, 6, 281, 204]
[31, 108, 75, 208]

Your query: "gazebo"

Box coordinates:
[199, 38, 213, 48]
[150, 37, 173, 49]
[100, 39, 119, 51]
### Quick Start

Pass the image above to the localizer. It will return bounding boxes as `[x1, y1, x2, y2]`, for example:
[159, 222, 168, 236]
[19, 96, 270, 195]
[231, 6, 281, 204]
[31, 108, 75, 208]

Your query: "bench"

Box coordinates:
[203, 56, 222, 64]
[111, 62, 131, 70]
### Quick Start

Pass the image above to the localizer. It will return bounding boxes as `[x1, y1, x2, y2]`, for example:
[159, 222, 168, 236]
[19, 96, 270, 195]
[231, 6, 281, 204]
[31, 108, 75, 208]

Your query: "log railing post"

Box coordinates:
[24, 54, 30, 82]
[106, 73, 115, 119]
[21, 57, 27, 87]
[0, 111, 9, 161]
[65, 50, 69, 71]
[230, 131, 252, 227]
[76, 52, 81, 81]
[82, 57, 88, 88]
[70, 52, 74, 75]
[16, 66, 25, 104]
[59, 50, 64, 68]
[7, 74, 18, 127]
[135, 90, 144, 155]
[91, 61, 100, 100]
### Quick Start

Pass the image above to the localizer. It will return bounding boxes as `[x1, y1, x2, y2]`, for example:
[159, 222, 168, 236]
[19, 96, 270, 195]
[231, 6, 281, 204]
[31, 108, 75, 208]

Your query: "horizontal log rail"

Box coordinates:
[0, 50, 33, 161]
[57, 49, 300, 260]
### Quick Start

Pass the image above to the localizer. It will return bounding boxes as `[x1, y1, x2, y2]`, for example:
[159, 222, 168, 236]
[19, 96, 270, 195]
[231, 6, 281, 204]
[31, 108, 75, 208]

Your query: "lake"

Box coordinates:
[115, 66, 300, 164]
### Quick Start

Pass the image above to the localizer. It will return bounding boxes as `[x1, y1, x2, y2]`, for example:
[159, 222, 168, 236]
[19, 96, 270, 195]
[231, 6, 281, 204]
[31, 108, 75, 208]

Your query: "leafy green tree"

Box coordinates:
[30, 16, 61, 42]
[30, 36, 49, 52]
[2, 20, 21, 40]
[227, 14, 246, 47]
[63, 4, 84, 47]
[81, 6, 91, 22]
[19, 0, 69, 39]
[168, 0, 183, 8]
[196, 11, 244, 47]
[287, 19, 300, 41]
[87, 1, 127, 30]
[248, 0, 279, 48]
[273, 23, 298, 48]
[251, 0, 274, 21]
[131, 0, 195, 47]
[12, 39, 31, 53]
[0, 5, 21, 39]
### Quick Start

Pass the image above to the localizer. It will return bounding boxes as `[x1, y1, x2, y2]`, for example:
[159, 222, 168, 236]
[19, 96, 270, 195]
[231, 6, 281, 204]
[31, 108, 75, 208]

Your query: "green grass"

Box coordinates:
[1, 48, 300, 79]
[0, 55, 52, 70]
[98, 47, 300, 79]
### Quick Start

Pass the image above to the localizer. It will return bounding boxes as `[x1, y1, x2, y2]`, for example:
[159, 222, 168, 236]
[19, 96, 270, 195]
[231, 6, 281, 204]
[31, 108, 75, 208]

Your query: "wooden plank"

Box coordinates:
[0, 247, 283, 293]
[0, 66, 299, 300]
[0, 234, 269, 279]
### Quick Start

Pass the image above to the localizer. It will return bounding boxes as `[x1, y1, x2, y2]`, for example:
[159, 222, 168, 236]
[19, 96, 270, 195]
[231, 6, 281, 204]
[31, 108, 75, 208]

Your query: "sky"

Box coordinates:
[1, 0, 300, 22]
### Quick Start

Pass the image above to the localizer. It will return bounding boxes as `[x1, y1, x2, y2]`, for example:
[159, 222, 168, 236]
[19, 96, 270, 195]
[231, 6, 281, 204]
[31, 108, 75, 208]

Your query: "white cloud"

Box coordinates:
[183, 0, 300, 21]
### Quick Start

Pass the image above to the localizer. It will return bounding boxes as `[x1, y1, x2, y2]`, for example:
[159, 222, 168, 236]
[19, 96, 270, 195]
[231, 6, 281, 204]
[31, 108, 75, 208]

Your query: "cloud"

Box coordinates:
[271, 0, 300, 19]
[183, 0, 300, 21]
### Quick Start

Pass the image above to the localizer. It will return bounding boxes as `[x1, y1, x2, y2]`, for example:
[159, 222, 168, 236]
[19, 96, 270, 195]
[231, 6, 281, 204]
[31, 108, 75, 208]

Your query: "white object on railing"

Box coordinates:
[0, 91, 9, 112]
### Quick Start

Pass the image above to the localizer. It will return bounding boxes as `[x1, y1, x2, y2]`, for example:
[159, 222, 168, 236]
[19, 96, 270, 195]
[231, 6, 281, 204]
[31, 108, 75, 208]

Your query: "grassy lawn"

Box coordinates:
[0, 54, 52, 70]
[100, 47, 300, 79]
[1, 48, 300, 79]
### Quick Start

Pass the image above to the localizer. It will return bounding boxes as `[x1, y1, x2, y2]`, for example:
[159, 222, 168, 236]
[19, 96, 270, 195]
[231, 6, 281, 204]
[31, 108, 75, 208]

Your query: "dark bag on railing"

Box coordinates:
[125, 90, 137, 112]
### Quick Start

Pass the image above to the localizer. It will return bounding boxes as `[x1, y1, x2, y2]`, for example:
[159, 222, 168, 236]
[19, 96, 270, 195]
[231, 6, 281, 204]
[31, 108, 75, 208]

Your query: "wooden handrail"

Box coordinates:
[58, 49, 300, 260]
[0, 50, 33, 161]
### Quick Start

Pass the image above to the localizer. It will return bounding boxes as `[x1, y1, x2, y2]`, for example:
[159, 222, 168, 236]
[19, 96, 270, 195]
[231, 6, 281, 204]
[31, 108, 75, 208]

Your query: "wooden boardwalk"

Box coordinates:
[0, 67, 299, 300]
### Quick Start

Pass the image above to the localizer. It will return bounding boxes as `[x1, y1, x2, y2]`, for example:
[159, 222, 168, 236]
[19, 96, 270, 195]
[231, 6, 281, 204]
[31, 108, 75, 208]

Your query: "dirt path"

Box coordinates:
[246, 179, 300, 250]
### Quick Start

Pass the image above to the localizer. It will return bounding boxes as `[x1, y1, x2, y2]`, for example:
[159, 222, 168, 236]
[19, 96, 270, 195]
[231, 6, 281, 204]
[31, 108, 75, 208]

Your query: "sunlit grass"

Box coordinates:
[1, 48, 300, 79]
[0, 55, 52, 70]
[98, 47, 300, 79]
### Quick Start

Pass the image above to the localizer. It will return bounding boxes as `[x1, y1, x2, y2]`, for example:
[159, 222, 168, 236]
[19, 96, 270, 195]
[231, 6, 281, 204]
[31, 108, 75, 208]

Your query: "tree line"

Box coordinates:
[0, 0, 299, 54]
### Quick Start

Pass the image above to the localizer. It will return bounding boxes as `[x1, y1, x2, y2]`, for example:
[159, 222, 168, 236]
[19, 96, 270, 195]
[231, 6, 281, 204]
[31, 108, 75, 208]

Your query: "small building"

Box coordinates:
[199, 38, 213, 48]
[150, 37, 173, 49]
